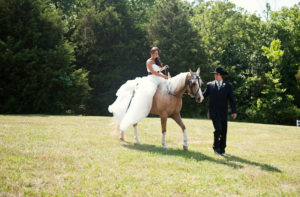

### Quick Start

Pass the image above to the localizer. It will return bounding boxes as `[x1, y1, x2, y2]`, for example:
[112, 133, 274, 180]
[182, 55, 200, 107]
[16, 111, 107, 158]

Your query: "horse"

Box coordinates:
[118, 68, 204, 150]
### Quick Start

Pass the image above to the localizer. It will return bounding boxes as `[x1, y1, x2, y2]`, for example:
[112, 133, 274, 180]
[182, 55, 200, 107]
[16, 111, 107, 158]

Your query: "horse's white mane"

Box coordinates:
[167, 72, 189, 94]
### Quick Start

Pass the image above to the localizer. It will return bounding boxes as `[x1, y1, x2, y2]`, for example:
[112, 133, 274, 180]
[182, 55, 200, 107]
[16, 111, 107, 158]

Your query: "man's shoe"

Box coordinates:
[220, 149, 226, 156]
[214, 150, 222, 155]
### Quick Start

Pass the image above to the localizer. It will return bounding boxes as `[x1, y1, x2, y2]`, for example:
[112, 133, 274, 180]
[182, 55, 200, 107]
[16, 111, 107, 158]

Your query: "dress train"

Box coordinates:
[108, 75, 165, 131]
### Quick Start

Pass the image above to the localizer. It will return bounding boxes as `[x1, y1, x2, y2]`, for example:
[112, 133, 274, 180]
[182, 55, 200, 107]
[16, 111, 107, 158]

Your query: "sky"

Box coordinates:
[229, 0, 299, 16]
[187, 0, 299, 17]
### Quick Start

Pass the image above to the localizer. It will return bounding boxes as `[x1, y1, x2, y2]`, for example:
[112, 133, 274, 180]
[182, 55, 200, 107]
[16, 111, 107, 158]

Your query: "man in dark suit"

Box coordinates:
[203, 67, 237, 156]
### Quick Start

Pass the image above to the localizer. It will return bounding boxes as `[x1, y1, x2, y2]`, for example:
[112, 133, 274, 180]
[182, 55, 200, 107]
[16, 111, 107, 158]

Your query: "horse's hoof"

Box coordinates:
[134, 141, 140, 145]
[134, 138, 140, 144]
[120, 137, 125, 141]
[163, 145, 168, 149]
[183, 145, 188, 150]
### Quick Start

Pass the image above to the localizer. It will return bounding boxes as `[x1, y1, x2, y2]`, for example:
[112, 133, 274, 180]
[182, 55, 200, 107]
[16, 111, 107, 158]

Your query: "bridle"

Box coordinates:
[167, 72, 202, 98]
[187, 74, 202, 98]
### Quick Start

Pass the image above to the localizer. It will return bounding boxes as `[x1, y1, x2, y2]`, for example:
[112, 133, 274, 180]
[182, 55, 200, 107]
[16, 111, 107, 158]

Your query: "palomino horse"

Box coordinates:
[120, 68, 204, 150]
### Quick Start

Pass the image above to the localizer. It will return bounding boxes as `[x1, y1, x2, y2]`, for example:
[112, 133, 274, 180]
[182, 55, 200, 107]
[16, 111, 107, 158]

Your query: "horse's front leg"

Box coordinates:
[171, 113, 188, 150]
[160, 115, 168, 149]
[133, 123, 140, 144]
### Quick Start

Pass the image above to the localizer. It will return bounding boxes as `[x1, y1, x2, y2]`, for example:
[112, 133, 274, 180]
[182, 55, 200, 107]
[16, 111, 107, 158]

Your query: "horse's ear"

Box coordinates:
[189, 69, 193, 76]
[196, 67, 200, 75]
[168, 72, 171, 79]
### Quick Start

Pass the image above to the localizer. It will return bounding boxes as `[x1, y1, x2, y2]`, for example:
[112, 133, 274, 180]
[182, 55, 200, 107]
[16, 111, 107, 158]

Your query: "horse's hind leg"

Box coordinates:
[160, 115, 168, 149]
[120, 130, 125, 141]
[171, 113, 188, 150]
[116, 123, 125, 141]
[133, 123, 140, 144]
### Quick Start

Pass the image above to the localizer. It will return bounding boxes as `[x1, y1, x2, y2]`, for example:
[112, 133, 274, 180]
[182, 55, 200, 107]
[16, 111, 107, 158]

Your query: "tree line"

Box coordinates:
[0, 0, 299, 125]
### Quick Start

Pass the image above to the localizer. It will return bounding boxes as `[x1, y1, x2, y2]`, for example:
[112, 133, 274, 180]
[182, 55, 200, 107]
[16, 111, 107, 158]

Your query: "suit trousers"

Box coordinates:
[211, 114, 228, 153]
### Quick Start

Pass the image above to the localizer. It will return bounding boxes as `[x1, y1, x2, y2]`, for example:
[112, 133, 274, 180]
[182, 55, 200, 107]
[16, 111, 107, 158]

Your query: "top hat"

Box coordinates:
[210, 67, 228, 75]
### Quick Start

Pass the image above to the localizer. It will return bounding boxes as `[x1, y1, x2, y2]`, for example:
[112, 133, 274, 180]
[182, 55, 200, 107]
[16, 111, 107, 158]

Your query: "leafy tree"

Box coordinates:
[0, 0, 299, 124]
[251, 40, 297, 124]
[73, 0, 147, 115]
[193, 1, 262, 118]
[269, 3, 300, 107]
[148, 0, 206, 75]
[147, 0, 207, 117]
[263, 2, 272, 21]
[0, 0, 90, 114]
[296, 68, 300, 102]
[128, 0, 156, 28]
[49, 0, 88, 37]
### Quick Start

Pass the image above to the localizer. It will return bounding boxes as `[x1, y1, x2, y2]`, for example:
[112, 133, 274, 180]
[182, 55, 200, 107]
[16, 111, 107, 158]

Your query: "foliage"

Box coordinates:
[255, 40, 296, 124]
[191, 1, 300, 124]
[49, 0, 88, 37]
[148, 0, 208, 116]
[0, 0, 299, 124]
[148, 0, 206, 74]
[0, 0, 90, 114]
[241, 40, 298, 124]
[269, 3, 300, 107]
[73, 0, 147, 115]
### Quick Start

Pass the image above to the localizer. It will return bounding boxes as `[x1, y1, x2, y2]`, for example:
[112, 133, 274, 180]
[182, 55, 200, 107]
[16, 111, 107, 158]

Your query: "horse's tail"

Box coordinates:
[109, 117, 120, 137]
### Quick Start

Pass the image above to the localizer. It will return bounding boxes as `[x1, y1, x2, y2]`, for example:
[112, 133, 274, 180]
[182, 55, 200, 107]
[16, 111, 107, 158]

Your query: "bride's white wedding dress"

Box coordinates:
[108, 63, 166, 131]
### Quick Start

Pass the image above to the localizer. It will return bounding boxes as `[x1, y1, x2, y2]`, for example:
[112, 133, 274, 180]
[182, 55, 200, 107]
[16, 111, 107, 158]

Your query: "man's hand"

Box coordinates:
[232, 113, 237, 120]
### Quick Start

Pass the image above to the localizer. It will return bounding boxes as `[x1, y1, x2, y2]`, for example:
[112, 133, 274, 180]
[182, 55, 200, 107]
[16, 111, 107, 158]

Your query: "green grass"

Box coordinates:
[0, 115, 300, 196]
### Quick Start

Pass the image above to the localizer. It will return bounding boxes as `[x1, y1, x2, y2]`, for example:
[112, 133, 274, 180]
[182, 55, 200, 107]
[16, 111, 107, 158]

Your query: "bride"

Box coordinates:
[108, 47, 169, 132]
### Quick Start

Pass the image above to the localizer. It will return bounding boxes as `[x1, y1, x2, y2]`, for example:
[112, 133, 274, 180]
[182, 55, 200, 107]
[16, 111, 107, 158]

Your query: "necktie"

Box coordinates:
[218, 82, 221, 90]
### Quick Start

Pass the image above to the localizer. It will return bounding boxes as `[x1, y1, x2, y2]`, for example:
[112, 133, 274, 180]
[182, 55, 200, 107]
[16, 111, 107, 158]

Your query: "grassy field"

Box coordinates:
[0, 115, 300, 196]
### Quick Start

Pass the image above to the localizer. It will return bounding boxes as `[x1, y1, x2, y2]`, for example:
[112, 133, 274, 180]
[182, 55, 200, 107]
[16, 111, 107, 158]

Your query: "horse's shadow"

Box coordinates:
[122, 143, 281, 173]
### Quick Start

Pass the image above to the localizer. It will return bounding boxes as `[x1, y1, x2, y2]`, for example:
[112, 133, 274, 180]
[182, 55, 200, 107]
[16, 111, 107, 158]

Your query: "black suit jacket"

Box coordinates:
[203, 81, 236, 120]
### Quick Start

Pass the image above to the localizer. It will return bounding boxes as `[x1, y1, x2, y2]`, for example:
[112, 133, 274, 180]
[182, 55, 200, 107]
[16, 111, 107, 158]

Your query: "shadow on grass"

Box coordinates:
[122, 143, 281, 173]
[123, 143, 242, 169]
[224, 154, 281, 173]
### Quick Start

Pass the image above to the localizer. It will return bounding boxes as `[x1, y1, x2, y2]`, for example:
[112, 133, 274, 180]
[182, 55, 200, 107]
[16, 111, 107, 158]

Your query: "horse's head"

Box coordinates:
[187, 68, 204, 103]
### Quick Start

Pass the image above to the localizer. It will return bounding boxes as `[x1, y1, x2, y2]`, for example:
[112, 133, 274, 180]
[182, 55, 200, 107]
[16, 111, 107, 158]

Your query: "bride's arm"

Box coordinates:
[160, 65, 169, 71]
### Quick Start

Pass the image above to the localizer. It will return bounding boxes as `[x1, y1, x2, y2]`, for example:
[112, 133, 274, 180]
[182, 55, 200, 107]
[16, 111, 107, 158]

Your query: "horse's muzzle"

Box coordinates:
[196, 96, 204, 103]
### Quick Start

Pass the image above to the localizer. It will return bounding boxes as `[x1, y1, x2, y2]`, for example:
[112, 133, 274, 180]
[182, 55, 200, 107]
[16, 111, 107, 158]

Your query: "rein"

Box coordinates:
[168, 88, 182, 98]
[167, 73, 202, 98]
[187, 75, 201, 97]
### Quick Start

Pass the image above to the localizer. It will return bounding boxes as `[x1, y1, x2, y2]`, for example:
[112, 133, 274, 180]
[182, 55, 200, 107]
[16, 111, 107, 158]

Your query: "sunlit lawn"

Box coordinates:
[0, 115, 300, 196]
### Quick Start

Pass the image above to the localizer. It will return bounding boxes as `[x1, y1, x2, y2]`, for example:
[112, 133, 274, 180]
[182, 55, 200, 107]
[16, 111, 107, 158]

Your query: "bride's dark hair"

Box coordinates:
[150, 47, 159, 54]
[155, 57, 163, 67]
[150, 47, 163, 67]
